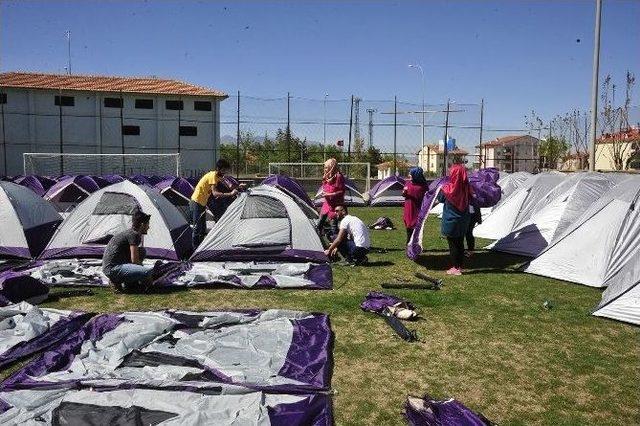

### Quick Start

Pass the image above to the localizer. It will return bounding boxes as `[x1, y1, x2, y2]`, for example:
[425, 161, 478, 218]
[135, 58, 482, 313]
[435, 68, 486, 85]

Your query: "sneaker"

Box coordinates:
[446, 267, 462, 276]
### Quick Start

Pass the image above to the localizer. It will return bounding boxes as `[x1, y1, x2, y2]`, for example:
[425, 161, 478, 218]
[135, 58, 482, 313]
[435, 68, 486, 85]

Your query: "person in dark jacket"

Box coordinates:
[403, 167, 428, 244]
[436, 164, 472, 275]
[465, 196, 482, 257]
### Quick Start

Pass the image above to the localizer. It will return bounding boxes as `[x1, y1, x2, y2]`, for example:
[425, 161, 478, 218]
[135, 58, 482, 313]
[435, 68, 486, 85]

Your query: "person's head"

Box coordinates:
[448, 164, 468, 183]
[132, 210, 151, 234]
[323, 158, 338, 176]
[409, 167, 427, 185]
[334, 204, 348, 219]
[215, 159, 231, 176]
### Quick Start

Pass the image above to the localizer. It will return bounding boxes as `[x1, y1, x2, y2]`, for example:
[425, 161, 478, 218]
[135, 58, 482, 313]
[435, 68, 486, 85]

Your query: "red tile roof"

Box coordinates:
[0, 71, 227, 98]
[481, 135, 530, 148]
[596, 127, 640, 144]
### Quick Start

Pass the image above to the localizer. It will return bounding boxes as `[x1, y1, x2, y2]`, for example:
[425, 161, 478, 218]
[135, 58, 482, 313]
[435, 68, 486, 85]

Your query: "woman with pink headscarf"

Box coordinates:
[436, 164, 472, 275]
[318, 158, 345, 240]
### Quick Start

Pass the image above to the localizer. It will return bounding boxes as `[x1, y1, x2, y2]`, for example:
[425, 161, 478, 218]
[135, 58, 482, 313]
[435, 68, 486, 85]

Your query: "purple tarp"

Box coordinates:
[361, 291, 415, 314]
[404, 394, 493, 426]
[407, 168, 501, 261]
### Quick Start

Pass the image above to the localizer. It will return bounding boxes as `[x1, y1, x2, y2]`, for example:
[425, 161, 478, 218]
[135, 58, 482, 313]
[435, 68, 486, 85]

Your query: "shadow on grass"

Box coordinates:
[415, 250, 530, 274]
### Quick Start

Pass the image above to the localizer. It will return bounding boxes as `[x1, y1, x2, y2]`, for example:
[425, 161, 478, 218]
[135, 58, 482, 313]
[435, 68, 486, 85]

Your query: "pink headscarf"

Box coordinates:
[441, 164, 472, 212]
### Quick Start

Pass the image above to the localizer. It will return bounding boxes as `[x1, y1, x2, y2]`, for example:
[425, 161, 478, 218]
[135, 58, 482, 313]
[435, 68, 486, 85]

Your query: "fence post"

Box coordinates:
[120, 91, 125, 174]
[1, 95, 6, 175]
[442, 99, 450, 177]
[236, 90, 240, 179]
[393, 96, 397, 176]
[286, 92, 291, 162]
[347, 95, 354, 163]
[59, 88, 64, 175]
[479, 98, 484, 169]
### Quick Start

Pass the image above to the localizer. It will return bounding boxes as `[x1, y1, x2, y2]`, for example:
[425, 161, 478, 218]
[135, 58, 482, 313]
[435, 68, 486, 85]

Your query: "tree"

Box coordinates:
[600, 71, 636, 170]
[539, 136, 569, 170]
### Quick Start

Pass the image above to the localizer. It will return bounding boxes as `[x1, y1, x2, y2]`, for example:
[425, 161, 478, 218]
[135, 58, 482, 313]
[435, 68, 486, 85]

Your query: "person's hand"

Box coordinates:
[230, 189, 239, 197]
[331, 247, 338, 257]
[324, 248, 332, 257]
[238, 183, 247, 190]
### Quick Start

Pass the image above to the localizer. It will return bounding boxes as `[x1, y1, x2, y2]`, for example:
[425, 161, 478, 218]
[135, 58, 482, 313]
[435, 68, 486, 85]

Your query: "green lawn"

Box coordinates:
[11, 207, 640, 425]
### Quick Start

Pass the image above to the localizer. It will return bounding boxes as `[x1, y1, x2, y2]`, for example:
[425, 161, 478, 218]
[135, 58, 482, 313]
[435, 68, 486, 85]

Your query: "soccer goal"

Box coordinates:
[23, 153, 181, 177]
[268, 162, 371, 191]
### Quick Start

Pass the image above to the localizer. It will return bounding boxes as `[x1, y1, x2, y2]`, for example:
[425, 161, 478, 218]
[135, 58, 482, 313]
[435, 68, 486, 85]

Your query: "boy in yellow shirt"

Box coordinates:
[190, 159, 238, 248]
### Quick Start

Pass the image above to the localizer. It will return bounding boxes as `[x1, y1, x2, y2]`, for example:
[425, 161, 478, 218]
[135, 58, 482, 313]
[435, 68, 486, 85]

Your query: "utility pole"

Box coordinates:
[236, 91, 240, 179]
[347, 95, 354, 163]
[442, 99, 451, 177]
[588, 0, 602, 171]
[65, 30, 71, 75]
[479, 99, 484, 168]
[366, 108, 376, 149]
[286, 92, 291, 162]
[393, 96, 397, 175]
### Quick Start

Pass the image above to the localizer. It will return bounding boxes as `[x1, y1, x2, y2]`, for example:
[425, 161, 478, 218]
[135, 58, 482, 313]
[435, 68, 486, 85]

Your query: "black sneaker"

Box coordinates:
[354, 256, 369, 266]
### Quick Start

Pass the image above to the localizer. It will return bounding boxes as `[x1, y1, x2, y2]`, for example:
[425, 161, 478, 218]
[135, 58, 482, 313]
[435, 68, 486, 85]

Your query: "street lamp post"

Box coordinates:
[408, 64, 425, 165]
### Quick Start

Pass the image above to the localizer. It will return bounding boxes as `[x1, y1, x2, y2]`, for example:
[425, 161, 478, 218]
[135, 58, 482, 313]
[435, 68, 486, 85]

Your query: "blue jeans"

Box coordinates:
[108, 263, 152, 285]
[338, 239, 369, 262]
[190, 200, 207, 249]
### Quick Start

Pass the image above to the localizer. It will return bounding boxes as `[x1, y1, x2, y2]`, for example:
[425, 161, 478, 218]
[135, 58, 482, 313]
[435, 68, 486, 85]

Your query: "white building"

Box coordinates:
[0, 72, 227, 176]
[417, 138, 468, 175]
[478, 135, 540, 173]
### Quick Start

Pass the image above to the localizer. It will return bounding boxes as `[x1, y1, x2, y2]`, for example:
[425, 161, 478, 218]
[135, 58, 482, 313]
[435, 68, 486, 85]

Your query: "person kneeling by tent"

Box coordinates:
[190, 159, 239, 249]
[102, 210, 155, 292]
[324, 205, 370, 265]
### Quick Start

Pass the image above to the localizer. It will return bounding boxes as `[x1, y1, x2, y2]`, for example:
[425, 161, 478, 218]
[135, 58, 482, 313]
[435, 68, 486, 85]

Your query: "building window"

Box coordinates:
[104, 97, 123, 108]
[54, 95, 75, 107]
[122, 125, 140, 136]
[135, 99, 153, 109]
[166, 100, 184, 110]
[0, 93, 6, 104]
[179, 126, 197, 136]
[194, 101, 212, 111]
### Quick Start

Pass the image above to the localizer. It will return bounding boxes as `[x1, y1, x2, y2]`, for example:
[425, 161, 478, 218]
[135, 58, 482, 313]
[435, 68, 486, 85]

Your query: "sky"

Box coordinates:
[1, 0, 639, 150]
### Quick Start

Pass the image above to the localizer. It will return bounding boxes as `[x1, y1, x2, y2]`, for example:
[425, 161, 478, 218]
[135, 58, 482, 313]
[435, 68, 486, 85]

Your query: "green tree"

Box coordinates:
[539, 137, 570, 169]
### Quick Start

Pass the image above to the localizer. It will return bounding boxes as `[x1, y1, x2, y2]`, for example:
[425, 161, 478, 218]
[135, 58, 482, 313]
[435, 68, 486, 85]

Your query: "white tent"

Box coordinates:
[474, 172, 565, 240]
[192, 185, 326, 263]
[487, 173, 618, 257]
[525, 177, 640, 292]
[0, 182, 62, 259]
[40, 181, 191, 260]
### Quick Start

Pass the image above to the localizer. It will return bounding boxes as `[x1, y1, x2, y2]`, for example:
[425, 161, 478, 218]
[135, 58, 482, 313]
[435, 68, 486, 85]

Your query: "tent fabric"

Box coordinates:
[44, 175, 101, 205]
[369, 175, 407, 206]
[407, 169, 501, 261]
[488, 173, 618, 257]
[473, 172, 566, 240]
[40, 180, 191, 261]
[13, 175, 56, 197]
[192, 185, 327, 263]
[0, 302, 91, 369]
[262, 174, 315, 209]
[0, 272, 49, 306]
[404, 394, 493, 426]
[0, 309, 334, 424]
[0, 182, 62, 259]
[314, 177, 367, 207]
[525, 177, 640, 294]
[154, 177, 195, 206]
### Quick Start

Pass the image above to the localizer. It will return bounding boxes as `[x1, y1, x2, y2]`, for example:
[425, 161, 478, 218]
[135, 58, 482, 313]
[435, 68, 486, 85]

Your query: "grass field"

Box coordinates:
[14, 206, 639, 425]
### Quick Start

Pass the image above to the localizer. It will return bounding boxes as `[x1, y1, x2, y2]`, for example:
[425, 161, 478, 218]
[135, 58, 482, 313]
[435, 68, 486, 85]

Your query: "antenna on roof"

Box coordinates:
[65, 30, 71, 75]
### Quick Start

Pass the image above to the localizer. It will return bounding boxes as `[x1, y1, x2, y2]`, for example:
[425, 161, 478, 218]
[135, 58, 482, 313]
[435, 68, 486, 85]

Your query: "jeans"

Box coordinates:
[190, 200, 207, 249]
[108, 263, 152, 285]
[338, 239, 369, 262]
[447, 237, 465, 268]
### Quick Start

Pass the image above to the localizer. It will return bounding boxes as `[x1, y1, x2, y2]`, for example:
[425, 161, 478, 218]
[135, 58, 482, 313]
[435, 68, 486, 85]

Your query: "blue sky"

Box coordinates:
[1, 0, 638, 149]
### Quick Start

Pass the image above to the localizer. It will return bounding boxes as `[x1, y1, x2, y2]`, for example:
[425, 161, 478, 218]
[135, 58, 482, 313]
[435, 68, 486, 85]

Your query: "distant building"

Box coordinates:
[595, 127, 640, 171]
[478, 135, 540, 173]
[376, 160, 412, 179]
[559, 152, 589, 171]
[417, 138, 468, 175]
[0, 71, 228, 176]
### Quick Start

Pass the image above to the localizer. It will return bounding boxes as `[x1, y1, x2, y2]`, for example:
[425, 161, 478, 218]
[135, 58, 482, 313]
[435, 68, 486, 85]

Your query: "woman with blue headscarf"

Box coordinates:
[403, 167, 428, 244]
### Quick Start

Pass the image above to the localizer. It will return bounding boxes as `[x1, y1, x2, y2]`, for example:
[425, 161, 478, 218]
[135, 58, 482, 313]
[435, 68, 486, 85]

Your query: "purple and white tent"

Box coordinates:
[314, 176, 367, 207]
[154, 177, 195, 206]
[0, 182, 62, 259]
[44, 175, 101, 210]
[407, 168, 501, 261]
[0, 309, 334, 425]
[262, 174, 315, 209]
[12, 175, 56, 197]
[40, 180, 191, 261]
[369, 175, 406, 206]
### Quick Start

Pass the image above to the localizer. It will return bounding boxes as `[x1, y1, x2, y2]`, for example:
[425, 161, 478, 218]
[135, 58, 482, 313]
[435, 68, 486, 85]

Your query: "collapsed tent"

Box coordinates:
[193, 185, 326, 263]
[40, 180, 191, 261]
[262, 174, 315, 209]
[368, 175, 407, 206]
[0, 181, 62, 259]
[13, 175, 56, 197]
[44, 175, 101, 210]
[488, 173, 618, 257]
[0, 302, 91, 368]
[473, 172, 566, 240]
[314, 177, 367, 207]
[407, 168, 501, 261]
[0, 309, 334, 424]
[405, 394, 493, 426]
[525, 177, 640, 292]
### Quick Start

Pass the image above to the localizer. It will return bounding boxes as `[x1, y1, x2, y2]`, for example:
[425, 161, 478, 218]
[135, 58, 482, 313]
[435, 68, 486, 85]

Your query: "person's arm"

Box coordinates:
[210, 185, 238, 198]
[324, 228, 347, 256]
[130, 245, 141, 265]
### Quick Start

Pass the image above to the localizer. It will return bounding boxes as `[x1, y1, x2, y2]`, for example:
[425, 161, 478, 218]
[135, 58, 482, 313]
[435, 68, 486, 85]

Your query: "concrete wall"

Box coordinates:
[0, 87, 224, 176]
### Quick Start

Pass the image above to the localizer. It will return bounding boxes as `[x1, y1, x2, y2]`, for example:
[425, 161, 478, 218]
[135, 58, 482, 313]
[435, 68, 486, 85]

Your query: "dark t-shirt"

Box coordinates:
[102, 229, 142, 276]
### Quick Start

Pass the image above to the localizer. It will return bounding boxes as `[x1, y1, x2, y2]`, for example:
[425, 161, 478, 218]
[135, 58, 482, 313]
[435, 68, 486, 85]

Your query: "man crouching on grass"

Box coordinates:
[324, 205, 371, 265]
[102, 210, 154, 293]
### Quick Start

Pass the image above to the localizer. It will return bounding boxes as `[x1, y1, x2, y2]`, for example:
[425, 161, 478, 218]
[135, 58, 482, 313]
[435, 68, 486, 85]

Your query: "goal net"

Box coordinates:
[23, 153, 181, 177]
[268, 162, 371, 191]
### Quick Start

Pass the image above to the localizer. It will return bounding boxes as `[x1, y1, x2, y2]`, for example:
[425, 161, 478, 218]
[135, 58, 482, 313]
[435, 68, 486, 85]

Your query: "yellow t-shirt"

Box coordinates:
[191, 171, 220, 206]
